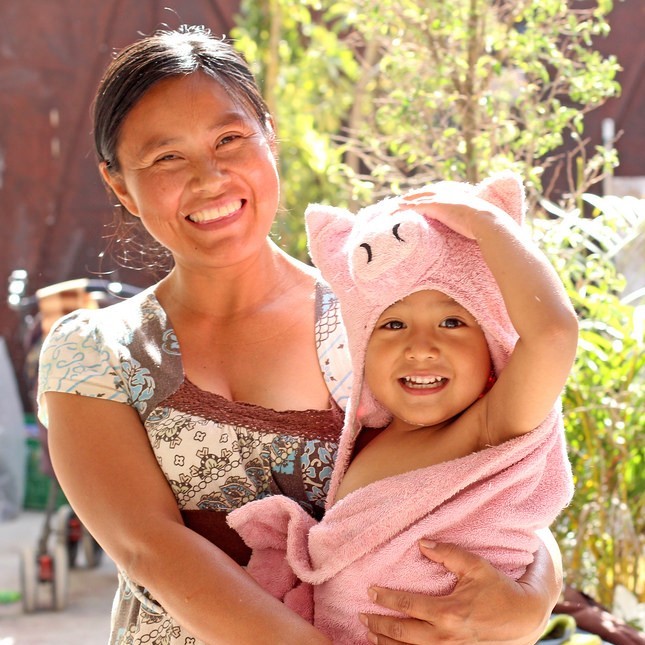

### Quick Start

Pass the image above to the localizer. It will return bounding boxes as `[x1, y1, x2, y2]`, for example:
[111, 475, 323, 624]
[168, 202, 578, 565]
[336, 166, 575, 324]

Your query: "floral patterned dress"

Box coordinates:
[37, 282, 352, 645]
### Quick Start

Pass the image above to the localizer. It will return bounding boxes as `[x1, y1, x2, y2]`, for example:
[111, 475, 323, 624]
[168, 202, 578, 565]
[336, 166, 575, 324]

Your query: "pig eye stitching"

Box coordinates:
[392, 223, 405, 242]
[360, 242, 373, 263]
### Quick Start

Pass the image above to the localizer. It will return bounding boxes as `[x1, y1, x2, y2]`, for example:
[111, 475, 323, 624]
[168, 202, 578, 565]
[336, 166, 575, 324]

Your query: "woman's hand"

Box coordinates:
[361, 539, 559, 644]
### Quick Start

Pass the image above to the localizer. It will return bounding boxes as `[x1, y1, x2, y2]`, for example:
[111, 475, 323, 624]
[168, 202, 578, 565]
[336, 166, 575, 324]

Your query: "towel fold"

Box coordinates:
[229, 407, 573, 644]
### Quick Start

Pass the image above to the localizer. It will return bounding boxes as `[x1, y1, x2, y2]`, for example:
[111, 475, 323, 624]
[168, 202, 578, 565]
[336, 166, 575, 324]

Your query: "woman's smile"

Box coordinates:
[185, 199, 245, 224]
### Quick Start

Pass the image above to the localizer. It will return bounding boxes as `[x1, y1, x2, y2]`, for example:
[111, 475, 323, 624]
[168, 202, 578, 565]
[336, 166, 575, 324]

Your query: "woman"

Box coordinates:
[38, 25, 562, 644]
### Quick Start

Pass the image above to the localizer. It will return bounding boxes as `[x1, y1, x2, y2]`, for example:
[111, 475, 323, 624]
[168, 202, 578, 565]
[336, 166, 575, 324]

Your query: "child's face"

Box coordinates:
[364, 290, 491, 430]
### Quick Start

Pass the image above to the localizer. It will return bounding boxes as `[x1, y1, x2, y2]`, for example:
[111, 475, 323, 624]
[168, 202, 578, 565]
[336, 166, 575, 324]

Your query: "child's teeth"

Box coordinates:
[404, 376, 445, 388]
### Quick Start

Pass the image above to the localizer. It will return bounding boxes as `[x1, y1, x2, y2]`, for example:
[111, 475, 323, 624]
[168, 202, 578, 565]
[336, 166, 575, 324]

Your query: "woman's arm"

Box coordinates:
[45, 392, 331, 644]
[362, 535, 561, 645]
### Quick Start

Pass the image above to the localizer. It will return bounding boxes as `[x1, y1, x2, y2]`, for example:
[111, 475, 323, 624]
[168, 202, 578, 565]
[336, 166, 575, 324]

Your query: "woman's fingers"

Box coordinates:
[364, 541, 540, 644]
[360, 610, 436, 645]
[417, 540, 488, 579]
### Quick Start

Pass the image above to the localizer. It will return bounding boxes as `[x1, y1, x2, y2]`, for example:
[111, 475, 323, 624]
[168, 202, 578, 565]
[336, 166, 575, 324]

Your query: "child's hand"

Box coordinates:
[400, 188, 503, 240]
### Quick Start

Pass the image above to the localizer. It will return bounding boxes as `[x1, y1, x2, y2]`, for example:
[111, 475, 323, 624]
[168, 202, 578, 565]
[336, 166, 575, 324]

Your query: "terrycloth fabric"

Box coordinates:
[228, 172, 573, 644]
[229, 407, 572, 644]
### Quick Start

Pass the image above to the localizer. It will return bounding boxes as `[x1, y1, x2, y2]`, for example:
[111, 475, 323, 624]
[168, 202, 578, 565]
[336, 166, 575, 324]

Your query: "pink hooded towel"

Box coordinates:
[228, 172, 573, 644]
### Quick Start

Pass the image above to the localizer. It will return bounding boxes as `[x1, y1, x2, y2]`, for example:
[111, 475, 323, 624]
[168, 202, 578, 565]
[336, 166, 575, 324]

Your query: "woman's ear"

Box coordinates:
[99, 162, 140, 217]
[264, 114, 279, 156]
[264, 113, 276, 136]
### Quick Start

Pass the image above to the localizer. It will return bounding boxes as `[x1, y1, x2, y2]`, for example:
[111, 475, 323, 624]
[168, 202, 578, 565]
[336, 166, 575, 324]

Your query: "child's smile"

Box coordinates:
[365, 289, 491, 431]
[400, 374, 447, 392]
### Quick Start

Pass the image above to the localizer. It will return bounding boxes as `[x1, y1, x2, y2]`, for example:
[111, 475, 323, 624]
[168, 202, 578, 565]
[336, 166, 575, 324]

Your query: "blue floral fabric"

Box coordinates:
[38, 282, 351, 644]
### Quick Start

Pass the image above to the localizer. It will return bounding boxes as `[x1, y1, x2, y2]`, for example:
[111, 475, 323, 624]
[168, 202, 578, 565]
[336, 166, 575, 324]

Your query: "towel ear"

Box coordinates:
[305, 204, 355, 285]
[476, 171, 526, 225]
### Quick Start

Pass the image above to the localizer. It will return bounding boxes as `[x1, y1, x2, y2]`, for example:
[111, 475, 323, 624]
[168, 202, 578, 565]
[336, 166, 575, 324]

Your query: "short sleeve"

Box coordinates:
[315, 282, 352, 411]
[37, 310, 129, 427]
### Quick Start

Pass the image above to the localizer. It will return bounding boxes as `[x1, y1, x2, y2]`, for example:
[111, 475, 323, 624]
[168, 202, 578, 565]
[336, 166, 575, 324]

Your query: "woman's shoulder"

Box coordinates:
[45, 283, 181, 374]
[314, 279, 352, 411]
[94, 284, 167, 327]
[48, 285, 168, 342]
[38, 284, 183, 419]
[277, 252, 353, 410]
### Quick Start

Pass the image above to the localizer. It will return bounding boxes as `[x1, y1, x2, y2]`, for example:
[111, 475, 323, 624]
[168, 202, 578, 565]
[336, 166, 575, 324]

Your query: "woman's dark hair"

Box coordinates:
[93, 25, 272, 276]
[94, 24, 271, 172]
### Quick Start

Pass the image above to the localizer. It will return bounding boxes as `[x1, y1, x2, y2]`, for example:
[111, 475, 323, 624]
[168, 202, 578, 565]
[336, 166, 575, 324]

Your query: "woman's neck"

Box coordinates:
[155, 239, 315, 321]
[151, 238, 329, 409]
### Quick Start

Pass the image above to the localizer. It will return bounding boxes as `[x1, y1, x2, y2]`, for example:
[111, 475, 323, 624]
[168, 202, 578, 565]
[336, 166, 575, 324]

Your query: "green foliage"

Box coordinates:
[232, 0, 620, 262]
[331, 0, 620, 204]
[535, 196, 645, 606]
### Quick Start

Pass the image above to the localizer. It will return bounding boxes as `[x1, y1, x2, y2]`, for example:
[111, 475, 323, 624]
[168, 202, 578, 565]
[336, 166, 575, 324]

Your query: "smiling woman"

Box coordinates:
[36, 24, 567, 645]
[99, 73, 280, 270]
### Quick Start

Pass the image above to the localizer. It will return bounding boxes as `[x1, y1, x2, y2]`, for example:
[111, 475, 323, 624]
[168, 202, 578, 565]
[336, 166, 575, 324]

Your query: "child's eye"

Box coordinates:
[440, 317, 464, 328]
[382, 320, 406, 330]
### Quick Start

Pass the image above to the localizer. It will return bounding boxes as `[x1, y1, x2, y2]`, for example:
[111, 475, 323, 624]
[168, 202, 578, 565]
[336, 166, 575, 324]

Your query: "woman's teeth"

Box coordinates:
[402, 376, 446, 389]
[188, 200, 242, 223]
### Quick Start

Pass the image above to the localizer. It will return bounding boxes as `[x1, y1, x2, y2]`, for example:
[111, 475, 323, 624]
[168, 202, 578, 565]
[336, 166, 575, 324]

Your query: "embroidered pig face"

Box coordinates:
[347, 206, 448, 303]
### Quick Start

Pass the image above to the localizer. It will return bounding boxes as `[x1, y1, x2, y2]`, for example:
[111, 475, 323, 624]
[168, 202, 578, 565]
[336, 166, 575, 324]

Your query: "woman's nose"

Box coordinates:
[192, 156, 228, 191]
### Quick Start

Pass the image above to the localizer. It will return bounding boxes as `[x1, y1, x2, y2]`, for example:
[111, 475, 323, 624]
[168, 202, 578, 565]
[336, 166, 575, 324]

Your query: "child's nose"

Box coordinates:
[405, 332, 439, 360]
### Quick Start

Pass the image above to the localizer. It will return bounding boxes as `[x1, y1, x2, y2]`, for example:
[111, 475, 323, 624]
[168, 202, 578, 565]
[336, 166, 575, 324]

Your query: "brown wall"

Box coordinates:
[565, 0, 645, 199]
[0, 0, 240, 410]
[586, 0, 645, 180]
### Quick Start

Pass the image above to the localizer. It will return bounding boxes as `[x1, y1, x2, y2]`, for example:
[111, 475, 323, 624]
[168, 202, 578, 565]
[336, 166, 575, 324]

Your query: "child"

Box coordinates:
[228, 171, 578, 644]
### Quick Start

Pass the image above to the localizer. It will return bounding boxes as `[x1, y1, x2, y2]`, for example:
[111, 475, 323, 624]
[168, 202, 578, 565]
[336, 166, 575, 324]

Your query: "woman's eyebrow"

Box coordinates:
[136, 112, 248, 157]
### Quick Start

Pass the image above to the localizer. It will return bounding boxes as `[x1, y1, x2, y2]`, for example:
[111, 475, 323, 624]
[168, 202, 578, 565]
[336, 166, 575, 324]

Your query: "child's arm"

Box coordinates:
[402, 188, 578, 441]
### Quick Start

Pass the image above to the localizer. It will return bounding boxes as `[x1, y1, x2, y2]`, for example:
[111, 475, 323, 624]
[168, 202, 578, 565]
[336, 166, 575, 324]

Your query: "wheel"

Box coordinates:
[54, 504, 80, 567]
[19, 547, 38, 613]
[51, 541, 69, 611]
[81, 527, 104, 568]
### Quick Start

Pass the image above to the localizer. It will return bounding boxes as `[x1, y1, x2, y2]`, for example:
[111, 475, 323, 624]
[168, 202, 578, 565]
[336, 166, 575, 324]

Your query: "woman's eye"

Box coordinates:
[218, 133, 241, 147]
[154, 153, 180, 163]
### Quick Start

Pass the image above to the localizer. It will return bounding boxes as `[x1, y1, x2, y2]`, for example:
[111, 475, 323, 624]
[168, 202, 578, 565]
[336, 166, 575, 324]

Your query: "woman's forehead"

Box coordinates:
[115, 74, 256, 155]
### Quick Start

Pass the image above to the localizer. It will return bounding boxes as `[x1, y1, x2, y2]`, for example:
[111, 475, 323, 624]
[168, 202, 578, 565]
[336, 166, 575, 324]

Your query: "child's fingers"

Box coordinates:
[401, 189, 437, 203]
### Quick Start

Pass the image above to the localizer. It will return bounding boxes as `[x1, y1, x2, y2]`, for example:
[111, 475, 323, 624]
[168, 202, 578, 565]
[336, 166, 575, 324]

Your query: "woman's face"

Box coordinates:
[101, 72, 280, 271]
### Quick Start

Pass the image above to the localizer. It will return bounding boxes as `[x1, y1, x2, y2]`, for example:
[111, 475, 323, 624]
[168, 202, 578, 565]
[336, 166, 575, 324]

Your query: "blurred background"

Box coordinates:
[0, 0, 643, 642]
